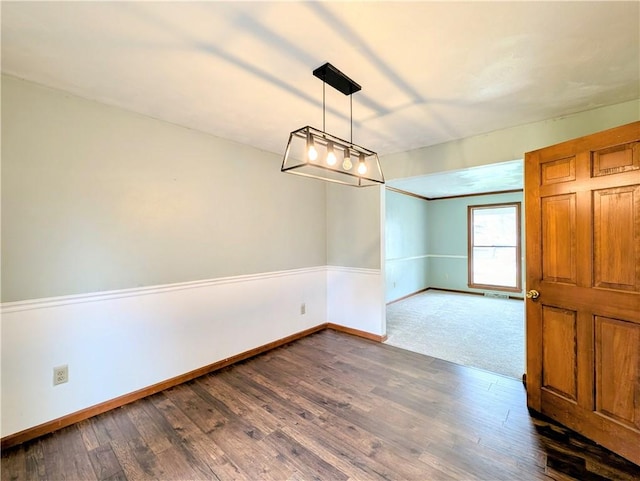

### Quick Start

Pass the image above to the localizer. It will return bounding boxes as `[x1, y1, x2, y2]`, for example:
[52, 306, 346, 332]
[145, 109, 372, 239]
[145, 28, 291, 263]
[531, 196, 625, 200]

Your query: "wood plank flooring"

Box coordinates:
[2, 329, 639, 480]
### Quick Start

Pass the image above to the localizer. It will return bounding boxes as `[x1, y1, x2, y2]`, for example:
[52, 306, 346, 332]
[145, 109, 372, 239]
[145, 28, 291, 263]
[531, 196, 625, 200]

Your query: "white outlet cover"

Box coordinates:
[53, 365, 68, 385]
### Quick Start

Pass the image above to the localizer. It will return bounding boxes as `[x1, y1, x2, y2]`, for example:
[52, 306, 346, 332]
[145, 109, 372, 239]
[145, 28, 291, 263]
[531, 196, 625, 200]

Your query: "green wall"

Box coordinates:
[1, 76, 327, 302]
[384, 189, 524, 302]
[384, 190, 430, 302]
[428, 191, 524, 296]
[326, 182, 382, 270]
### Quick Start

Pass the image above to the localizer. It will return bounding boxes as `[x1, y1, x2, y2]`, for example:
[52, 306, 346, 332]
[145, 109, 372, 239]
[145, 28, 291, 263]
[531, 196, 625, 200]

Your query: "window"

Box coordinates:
[468, 202, 521, 292]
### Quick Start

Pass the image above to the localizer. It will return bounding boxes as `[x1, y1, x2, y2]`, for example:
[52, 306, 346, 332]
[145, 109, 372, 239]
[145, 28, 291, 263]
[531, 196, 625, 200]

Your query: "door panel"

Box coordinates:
[595, 316, 640, 430]
[541, 156, 576, 184]
[526, 121, 640, 465]
[592, 141, 640, 176]
[593, 185, 640, 291]
[542, 306, 577, 401]
[541, 194, 577, 283]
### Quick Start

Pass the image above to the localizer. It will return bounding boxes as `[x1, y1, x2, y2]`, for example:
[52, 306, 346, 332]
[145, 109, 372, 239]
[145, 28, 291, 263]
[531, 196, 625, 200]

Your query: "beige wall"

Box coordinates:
[1, 75, 327, 302]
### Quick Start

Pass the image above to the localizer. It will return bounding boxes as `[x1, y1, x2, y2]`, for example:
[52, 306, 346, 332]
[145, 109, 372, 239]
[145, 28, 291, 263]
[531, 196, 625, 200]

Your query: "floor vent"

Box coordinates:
[484, 292, 509, 299]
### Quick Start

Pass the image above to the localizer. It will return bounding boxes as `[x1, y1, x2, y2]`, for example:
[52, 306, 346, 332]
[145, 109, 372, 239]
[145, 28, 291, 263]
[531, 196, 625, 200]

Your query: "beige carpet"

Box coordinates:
[385, 289, 524, 379]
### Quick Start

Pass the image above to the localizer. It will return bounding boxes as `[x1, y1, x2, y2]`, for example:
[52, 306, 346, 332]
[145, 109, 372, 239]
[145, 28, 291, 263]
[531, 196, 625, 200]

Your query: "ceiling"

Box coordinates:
[2, 1, 638, 196]
[389, 159, 524, 199]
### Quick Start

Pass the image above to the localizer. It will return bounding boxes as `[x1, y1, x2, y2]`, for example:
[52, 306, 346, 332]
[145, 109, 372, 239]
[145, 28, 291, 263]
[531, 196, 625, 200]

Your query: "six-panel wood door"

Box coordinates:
[525, 121, 640, 465]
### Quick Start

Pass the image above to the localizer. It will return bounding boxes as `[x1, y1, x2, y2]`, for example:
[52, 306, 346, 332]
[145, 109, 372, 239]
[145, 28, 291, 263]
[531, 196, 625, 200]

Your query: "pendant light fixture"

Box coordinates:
[281, 63, 384, 187]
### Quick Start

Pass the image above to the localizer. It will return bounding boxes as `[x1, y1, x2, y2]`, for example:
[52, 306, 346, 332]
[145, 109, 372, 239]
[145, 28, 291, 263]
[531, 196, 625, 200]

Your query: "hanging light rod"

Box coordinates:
[281, 62, 384, 187]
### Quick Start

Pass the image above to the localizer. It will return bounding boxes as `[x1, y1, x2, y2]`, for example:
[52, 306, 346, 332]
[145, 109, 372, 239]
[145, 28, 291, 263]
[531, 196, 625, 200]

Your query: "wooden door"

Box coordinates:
[525, 121, 640, 465]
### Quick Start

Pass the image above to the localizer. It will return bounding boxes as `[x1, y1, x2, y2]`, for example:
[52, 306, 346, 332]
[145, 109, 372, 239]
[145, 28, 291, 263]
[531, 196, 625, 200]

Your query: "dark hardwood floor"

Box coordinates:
[2, 329, 639, 480]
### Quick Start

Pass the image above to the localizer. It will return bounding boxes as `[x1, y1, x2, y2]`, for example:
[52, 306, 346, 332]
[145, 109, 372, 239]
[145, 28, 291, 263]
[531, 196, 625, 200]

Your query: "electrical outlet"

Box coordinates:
[300, 303, 306, 315]
[53, 365, 68, 386]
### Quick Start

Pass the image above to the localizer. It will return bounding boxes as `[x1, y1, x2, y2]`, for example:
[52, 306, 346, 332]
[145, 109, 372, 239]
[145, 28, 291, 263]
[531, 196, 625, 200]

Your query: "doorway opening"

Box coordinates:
[384, 163, 525, 379]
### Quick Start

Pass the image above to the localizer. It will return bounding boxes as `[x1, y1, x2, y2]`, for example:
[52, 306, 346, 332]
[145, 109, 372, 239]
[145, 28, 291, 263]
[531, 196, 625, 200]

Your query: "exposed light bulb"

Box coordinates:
[308, 145, 318, 161]
[307, 132, 318, 161]
[342, 147, 353, 171]
[357, 153, 367, 175]
[326, 142, 337, 166]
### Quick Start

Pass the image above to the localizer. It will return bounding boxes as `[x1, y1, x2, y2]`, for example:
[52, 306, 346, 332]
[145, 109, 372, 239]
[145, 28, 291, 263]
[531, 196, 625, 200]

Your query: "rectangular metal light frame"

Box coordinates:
[281, 126, 384, 187]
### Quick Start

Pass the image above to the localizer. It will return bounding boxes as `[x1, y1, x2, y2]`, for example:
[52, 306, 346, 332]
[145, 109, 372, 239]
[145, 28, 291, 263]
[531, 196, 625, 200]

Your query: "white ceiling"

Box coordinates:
[2, 1, 638, 196]
[389, 159, 524, 199]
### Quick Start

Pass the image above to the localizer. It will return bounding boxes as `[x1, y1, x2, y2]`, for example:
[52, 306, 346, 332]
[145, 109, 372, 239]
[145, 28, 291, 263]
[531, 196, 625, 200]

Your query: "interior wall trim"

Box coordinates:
[386, 254, 430, 262]
[386, 254, 466, 262]
[386, 288, 430, 305]
[385, 186, 431, 201]
[386, 287, 525, 305]
[428, 189, 523, 201]
[0, 266, 327, 313]
[431, 287, 524, 300]
[326, 323, 388, 342]
[386, 185, 523, 202]
[326, 265, 381, 276]
[0, 321, 384, 450]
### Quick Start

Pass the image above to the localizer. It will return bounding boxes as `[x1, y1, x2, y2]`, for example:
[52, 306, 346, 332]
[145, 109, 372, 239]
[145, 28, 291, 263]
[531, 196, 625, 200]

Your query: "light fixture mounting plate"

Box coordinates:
[313, 63, 361, 96]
